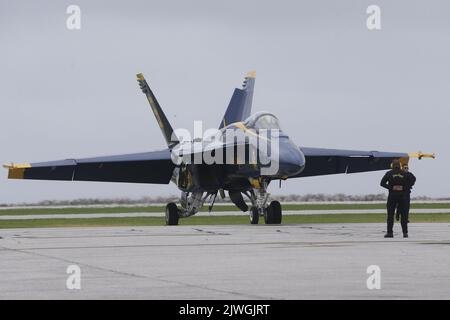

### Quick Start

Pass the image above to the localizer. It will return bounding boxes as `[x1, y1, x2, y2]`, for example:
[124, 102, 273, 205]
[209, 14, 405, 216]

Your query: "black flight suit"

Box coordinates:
[380, 168, 409, 234]
[395, 170, 417, 222]
[404, 171, 416, 222]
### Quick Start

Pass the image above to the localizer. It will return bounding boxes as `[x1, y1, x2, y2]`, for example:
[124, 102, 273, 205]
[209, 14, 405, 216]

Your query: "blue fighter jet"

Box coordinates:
[4, 72, 435, 225]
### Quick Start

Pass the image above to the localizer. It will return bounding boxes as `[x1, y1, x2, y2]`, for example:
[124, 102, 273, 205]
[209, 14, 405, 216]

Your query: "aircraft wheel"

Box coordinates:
[265, 201, 282, 224]
[165, 202, 179, 226]
[263, 207, 271, 224]
[250, 207, 259, 224]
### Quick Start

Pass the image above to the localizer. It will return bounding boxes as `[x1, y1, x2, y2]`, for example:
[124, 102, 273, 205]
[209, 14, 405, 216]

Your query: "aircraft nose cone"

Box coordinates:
[281, 162, 303, 176]
[278, 141, 305, 177]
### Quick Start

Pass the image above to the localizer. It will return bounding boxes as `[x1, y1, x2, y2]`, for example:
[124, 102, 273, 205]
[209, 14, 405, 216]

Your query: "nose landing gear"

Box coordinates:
[250, 207, 259, 224]
[264, 200, 282, 224]
[246, 179, 283, 225]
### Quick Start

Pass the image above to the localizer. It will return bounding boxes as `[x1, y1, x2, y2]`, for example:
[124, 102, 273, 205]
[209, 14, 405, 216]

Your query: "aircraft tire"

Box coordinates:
[265, 201, 282, 224]
[264, 207, 272, 224]
[250, 207, 259, 224]
[165, 202, 179, 226]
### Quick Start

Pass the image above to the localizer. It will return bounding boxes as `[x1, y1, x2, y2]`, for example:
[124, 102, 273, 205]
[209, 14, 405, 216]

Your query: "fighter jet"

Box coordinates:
[4, 72, 435, 225]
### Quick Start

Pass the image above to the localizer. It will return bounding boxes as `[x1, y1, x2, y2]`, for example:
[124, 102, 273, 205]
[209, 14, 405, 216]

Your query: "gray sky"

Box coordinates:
[1, 0, 449, 203]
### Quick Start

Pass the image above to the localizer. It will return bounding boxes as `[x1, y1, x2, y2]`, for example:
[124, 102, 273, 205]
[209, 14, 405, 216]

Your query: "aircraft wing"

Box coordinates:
[294, 147, 409, 178]
[4, 149, 175, 184]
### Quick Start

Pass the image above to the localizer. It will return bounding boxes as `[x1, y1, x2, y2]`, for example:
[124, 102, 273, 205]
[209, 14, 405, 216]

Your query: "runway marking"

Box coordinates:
[1, 239, 447, 251]
[192, 228, 231, 235]
[418, 242, 450, 245]
[8, 232, 217, 240]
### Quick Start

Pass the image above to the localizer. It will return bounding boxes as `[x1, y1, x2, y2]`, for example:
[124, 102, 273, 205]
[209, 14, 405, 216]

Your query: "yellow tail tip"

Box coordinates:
[136, 73, 145, 80]
[408, 152, 436, 160]
[246, 71, 256, 78]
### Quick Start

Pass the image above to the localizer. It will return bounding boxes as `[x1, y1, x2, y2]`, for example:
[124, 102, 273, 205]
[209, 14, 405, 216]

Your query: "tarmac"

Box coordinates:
[0, 223, 449, 299]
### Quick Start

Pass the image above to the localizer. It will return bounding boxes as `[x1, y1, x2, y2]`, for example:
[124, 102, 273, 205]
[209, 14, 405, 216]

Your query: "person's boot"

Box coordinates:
[403, 233, 408, 238]
[384, 232, 393, 238]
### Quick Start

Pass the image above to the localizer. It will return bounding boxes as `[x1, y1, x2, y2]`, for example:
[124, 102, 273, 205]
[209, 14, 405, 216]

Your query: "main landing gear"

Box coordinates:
[165, 202, 179, 226]
[165, 191, 216, 226]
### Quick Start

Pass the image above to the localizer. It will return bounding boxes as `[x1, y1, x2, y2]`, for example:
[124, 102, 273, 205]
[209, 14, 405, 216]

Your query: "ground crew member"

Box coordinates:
[380, 159, 409, 238]
[402, 164, 416, 223]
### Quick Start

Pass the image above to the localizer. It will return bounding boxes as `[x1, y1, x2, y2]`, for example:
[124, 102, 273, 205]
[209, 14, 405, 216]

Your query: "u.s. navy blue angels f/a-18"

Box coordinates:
[4, 72, 435, 225]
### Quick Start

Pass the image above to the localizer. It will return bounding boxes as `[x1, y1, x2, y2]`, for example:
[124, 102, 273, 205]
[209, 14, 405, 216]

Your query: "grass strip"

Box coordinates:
[0, 213, 450, 229]
[1, 203, 450, 216]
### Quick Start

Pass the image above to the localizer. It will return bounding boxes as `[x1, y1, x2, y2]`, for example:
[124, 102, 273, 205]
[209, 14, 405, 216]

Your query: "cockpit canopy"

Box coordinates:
[244, 112, 281, 130]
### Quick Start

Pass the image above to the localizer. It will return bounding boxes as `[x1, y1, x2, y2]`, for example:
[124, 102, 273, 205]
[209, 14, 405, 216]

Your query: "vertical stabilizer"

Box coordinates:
[219, 71, 256, 128]
[137, 73, 179, 148]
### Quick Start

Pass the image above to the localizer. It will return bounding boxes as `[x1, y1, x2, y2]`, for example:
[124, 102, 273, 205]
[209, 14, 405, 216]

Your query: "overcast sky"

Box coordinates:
[1, 0, 449, 203]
